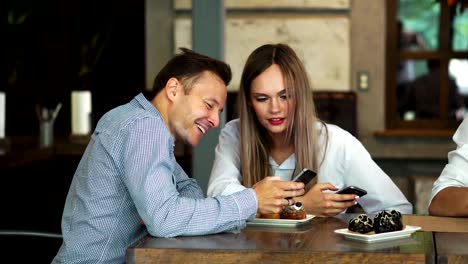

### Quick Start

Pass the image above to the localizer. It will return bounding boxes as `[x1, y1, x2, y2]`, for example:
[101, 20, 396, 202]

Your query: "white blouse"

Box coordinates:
[207, 119, 413, 214]
[430, 117, 468, 202]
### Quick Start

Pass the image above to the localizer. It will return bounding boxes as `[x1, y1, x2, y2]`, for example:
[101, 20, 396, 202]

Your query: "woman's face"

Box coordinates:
[250, 64, 295, 138]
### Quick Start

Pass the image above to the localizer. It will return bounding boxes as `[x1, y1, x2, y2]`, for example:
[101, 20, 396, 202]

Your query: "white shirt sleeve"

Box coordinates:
[207, 120, 413, 214]
[318, 124, 413, 214]
[207, 119, 247, 197]
[430, 117, 468, 203]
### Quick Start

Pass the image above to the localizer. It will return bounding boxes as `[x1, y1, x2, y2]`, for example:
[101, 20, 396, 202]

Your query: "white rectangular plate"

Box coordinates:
[247, 214, 315, 227]
[334, 225, 421, 243]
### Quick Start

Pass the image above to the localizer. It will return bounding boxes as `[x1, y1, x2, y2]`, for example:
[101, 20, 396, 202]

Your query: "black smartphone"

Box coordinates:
[291, 168, 316, 185]
[336, 186, 367, 197]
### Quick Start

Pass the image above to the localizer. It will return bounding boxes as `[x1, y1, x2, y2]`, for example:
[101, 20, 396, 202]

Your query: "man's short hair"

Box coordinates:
[144, 48, 232, 100]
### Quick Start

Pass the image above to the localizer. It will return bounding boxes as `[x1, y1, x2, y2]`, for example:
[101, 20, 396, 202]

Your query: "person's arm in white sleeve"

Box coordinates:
[341, 132, 413, 214]
[429, 118, 468, 217]
[208, 120, 247, 197]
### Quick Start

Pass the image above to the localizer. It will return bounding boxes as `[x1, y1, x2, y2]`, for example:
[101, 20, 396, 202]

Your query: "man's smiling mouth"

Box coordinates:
[196, 124, 206, 134]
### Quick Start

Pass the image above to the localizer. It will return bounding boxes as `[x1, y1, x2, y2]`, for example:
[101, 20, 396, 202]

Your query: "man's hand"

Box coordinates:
[252, 176, 305, 214]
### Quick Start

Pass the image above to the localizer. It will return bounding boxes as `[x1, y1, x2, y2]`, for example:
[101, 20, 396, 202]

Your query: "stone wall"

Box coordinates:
[174, 0, 350, 10]
[174, 0, 350, 91]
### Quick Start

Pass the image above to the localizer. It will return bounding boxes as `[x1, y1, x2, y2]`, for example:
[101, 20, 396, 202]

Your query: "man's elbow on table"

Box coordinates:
[428, 187, 468, 217]
[146, 223, 181, 238]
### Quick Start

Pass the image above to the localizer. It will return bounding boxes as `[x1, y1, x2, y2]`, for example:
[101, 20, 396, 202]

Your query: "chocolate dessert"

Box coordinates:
[280, 202, 307, 220]
[373, 210, 404, 234]
[348, 214, 374, 234]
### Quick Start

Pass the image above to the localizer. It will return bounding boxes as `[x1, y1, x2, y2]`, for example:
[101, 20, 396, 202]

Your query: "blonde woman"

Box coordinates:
[208, 43, 412, 216]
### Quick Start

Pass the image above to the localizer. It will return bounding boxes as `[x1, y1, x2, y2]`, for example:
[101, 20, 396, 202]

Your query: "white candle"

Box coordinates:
[0, 92, 5, 138]
[71, 90, 92, 135]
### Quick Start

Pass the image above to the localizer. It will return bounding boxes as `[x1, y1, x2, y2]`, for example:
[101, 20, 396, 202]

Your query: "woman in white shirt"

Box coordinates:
[429, 117, 468, 217]
[208, 43, 412, 216]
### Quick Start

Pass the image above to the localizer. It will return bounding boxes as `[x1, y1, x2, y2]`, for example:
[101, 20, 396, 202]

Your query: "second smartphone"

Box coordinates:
[336, 185, 367, 197]
[291, 168, 317, 185]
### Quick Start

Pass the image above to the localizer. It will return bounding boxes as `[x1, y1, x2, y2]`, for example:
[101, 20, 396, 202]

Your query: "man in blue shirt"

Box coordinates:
[53, 48, 305, 263]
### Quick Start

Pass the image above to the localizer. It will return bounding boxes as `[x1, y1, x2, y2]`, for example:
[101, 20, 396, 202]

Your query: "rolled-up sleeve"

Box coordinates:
[430, 118, 468, 203]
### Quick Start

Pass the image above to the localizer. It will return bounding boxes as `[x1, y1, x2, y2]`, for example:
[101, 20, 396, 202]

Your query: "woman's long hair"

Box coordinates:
[238, 43, 327, 188]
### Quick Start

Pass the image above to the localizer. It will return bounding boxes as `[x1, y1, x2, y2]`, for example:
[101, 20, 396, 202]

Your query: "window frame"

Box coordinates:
[385, 0, 468, 132]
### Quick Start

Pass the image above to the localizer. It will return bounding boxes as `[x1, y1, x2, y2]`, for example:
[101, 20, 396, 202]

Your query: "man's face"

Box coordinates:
[170, 71, 227, 146]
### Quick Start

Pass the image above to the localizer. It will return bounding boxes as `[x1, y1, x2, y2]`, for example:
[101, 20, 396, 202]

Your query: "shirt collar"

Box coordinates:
[269, 154, 296, 170]
[135, 93, 161, 116]
[135, 92, 175, 150]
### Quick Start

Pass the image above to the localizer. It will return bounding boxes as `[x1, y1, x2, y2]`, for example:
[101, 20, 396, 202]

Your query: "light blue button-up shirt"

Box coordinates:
[53, 93, 258, 264]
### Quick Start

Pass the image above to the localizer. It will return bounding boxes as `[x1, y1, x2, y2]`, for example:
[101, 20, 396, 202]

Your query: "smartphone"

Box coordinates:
[336, 186, 367, 197]
[291, 168, 316, 185]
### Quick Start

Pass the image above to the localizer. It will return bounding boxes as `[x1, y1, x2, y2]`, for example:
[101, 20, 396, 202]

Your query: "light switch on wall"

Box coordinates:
[357, 71, 370, 91]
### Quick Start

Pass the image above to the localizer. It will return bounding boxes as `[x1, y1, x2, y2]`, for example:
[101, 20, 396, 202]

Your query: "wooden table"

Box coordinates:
[404, 215, 468, 233]
[435, 233, 468, 264]
[127, 214, 436, 264]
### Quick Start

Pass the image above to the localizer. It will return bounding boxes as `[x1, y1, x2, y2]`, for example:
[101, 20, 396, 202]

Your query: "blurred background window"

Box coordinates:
[386, 0, 468, 130]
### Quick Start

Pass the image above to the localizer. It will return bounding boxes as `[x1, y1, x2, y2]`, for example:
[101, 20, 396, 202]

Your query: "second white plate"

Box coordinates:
[334, 225, 421, 243]
[247, 214, 315, 227]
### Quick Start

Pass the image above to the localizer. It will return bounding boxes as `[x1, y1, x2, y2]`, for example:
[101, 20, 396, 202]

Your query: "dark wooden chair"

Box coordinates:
[0, 230, 62, 263]
[313, 91, 357, 137]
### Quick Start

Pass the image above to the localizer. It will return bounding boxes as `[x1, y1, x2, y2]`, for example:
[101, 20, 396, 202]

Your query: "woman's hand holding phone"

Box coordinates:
[294, 183, 361, 217]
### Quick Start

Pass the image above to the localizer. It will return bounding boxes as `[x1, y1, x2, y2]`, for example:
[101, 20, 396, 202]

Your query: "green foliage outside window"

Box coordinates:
[399, 0, 468, 51]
